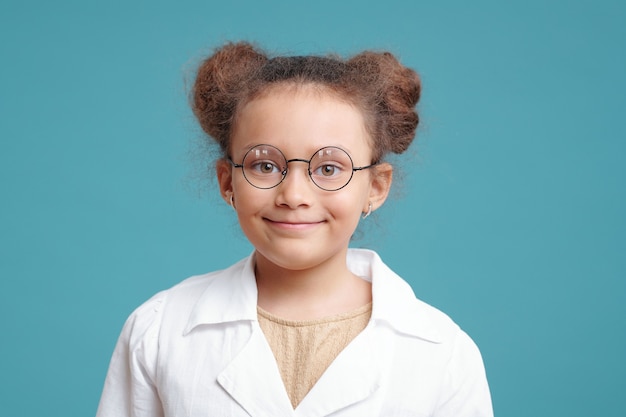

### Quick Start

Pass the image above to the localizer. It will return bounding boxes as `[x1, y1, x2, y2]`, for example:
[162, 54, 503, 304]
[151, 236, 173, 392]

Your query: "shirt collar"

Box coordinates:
[185, 249, 443, 343]
[348, 249, 443, 343]
[184, 255, 258, 335]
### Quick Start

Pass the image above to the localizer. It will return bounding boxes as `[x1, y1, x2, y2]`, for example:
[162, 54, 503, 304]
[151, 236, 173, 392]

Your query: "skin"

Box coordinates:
[217, 84, 393, 320]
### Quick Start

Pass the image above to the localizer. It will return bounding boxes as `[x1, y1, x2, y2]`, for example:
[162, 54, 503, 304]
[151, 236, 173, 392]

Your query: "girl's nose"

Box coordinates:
[275, 161, 315, 208]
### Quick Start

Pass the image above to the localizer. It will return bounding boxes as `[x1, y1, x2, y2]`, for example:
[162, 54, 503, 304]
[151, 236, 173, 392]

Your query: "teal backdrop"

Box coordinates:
[1, 1, 624, 416]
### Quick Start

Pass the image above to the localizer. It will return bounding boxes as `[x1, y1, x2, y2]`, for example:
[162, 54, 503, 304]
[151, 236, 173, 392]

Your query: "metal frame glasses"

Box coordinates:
[228, 144, 377, 191]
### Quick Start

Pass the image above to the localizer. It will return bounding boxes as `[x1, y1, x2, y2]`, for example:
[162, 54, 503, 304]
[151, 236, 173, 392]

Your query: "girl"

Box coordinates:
[96, 42, 493, 417]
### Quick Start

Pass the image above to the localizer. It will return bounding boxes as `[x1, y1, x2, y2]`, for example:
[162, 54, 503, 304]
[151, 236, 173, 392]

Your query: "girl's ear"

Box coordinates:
[367, 163, 393, 212]
[216, 159, 234, 203]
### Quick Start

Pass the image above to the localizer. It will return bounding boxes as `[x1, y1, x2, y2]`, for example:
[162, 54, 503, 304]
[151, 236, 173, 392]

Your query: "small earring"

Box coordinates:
[362, 202, 372, 219]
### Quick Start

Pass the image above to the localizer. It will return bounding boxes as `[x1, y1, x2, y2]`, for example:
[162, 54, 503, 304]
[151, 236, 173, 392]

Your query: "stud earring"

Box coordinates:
[362, 202, 372, 219]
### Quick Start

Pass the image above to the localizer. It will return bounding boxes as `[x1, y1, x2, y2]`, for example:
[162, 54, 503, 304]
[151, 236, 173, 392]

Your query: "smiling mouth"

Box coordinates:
[264, 218, 325, 230]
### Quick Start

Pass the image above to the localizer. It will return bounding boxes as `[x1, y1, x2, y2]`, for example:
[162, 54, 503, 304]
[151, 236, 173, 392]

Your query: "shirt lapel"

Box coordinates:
[294, 325, 389, 417]
[217, 325, 295, 417]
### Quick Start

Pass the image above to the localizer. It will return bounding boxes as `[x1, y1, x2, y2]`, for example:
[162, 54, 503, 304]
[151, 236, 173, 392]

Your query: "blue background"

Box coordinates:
[1, 1, 624, 416]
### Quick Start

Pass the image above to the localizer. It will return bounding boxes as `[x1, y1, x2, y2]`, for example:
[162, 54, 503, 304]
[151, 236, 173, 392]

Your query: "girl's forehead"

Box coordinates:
[231, 89, 372, 159]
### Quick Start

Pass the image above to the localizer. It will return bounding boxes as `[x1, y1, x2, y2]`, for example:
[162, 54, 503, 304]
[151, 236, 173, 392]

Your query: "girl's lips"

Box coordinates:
[264, 218, 325, 230]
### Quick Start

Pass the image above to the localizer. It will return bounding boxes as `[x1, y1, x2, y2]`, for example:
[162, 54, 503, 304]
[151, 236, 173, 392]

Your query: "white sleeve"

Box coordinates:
[96, 296, 165, 417]
[434, 329, 494, 417]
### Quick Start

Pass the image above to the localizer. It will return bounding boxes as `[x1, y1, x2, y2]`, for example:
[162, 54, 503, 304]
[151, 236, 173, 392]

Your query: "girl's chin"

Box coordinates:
[254, 246, 345, 272]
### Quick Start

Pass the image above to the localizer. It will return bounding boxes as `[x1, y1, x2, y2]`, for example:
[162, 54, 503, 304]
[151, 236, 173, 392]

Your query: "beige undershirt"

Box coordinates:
[257, 303, 372, 409]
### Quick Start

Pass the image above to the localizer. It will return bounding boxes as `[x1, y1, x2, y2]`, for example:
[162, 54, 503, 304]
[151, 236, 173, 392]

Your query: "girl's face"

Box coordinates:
[217, 85, 392, 273]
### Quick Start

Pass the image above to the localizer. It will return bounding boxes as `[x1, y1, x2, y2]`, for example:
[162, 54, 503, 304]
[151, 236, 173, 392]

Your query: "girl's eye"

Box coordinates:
[260, 162, 275, 174]
[314, 164, 341, 177]
[321, 164, 336, 176]
[250, 161, 280, 174]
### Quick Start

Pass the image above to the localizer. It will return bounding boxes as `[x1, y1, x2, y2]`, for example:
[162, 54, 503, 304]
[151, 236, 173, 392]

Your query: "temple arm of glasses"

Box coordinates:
[352, 162, 378, 172]
[227, 157, 244, 168]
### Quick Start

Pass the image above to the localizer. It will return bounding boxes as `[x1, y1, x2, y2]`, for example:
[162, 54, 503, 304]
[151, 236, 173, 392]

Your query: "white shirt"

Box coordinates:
[96, 249, 493, 417]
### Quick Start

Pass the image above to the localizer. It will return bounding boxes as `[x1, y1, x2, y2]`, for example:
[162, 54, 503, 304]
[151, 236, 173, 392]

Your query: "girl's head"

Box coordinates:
[191, 42, 421, 270]
[192, 41, 421, 163]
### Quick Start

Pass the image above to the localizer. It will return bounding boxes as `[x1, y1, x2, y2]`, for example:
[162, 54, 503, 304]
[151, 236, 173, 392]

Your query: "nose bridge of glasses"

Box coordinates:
[285, 158, 311, 168]
[283, 158, 313, 179]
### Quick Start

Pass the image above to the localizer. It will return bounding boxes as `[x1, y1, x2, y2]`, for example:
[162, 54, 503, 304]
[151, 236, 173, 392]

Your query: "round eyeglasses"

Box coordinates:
[228, 144, 377, 191]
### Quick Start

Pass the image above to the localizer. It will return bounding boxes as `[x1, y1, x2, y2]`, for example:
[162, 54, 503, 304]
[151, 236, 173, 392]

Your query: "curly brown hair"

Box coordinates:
[192, 41, 421, 163]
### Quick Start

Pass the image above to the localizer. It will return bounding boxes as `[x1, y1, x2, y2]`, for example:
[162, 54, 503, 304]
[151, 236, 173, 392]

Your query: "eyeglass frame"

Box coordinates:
[227, 144, 378, 191]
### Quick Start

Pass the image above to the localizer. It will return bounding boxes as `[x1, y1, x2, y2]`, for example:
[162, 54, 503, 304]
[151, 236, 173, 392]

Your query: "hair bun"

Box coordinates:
[192, 42, 268, 152]
[347, 51, 421, 156]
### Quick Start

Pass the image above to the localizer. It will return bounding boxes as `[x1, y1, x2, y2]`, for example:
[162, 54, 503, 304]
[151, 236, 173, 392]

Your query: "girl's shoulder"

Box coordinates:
[120, 256, 255, 343]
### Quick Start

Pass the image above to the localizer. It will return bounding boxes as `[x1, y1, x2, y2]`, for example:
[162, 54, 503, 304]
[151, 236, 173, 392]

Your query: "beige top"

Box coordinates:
[257, 303, 373, 409]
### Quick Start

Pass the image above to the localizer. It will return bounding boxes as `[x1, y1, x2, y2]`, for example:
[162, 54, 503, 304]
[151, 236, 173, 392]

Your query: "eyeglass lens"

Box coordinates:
[240, 145, 355, 190]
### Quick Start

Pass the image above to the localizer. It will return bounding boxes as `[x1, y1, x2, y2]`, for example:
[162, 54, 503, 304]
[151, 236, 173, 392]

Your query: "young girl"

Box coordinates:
[96, 42, 493, 417]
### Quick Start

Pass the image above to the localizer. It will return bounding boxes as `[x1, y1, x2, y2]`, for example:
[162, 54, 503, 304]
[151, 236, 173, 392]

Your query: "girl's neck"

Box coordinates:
[254, 250, 372, 321]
